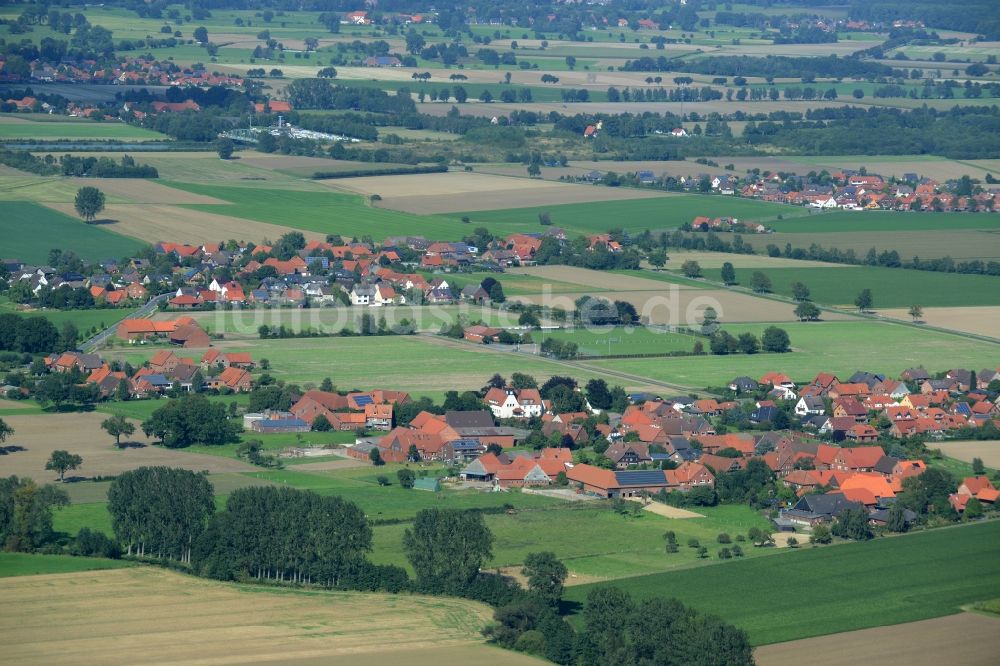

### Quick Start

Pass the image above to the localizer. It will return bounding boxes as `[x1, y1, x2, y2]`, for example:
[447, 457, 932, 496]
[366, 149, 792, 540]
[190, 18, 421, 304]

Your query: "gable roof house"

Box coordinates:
[783, 492, 864, 526]
[484, 387, 545, 420]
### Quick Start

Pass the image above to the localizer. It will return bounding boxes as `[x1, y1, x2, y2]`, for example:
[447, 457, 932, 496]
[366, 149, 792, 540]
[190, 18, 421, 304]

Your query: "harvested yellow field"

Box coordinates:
[0, 568, 543, 665]
[755, 613, 1000, 666]
[506, 265, 695, 291]
[0, 413, 257, 484]
[321, 171, 669, 215]
[879, 307, 1000, 340]
[511, 288, 846, 324]
[63, 178, 226, 204]
[42, 202, 323, 245]
[933, 440, 1000, 469]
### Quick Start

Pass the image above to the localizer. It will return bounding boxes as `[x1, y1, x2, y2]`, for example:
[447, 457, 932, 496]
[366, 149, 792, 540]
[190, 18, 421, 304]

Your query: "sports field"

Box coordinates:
[0, 201, 147, 263]
[564, 521, 1000, 646]
[589, 320, 1000, 387]
[0, 567, 541, 665]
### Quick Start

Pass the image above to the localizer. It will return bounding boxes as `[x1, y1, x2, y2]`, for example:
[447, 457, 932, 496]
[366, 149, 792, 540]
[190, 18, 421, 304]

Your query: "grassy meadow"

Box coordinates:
[0, 552, 134, 578]
[563, 520, 1000, 646]
[372, 502, 775, 579]
[101, 335, 616, 398]
[0, 297, 135, 334]
[589, 320, 1000, 388]
[0, 201, 147, 264]
[767, 210, 1000, 234]
[0, 115, 167, 141]
[698, 264, 1000, 308]
[168, 181, 467, 240]
[450, 196, 801, 235]
[540, 326, 702, 357]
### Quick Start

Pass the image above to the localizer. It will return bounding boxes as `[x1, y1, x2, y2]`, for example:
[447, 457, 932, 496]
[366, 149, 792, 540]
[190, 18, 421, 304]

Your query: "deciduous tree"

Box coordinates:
[403, 508, 493, 593]
[101, 414, 135, 447]
[45, 450, 82, 482]
[74, 186, 105, 223]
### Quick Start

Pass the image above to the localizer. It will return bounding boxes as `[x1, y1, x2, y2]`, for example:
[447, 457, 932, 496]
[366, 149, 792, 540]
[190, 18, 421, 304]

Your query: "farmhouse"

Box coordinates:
[484, 387, 545, 419]
[567, 462, 714, 498]
[464, 325, 503, 344]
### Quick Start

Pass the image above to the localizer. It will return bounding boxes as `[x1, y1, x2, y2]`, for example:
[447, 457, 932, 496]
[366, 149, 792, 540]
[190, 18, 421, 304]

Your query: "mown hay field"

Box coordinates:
[564, 521, 1000, 646]
[0, 412, 257, 485]
[755, 613, 1000, 666]
[43, 201, 324, 245]
[933, 441, 1000, 469]
[880, 306, 1000, 339]
[324, 171, 672, 215]
[0, 568, 543, 665]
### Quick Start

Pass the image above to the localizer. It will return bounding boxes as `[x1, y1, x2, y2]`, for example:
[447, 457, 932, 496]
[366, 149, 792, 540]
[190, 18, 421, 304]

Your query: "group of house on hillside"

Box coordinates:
[731, 367, 1000, 439]
[30, 344, 255, 401]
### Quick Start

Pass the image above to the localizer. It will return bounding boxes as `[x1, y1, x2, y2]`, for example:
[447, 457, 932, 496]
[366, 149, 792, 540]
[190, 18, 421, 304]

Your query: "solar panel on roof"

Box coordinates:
[354, 395, 374, 406]
[614, 471, 666, 486]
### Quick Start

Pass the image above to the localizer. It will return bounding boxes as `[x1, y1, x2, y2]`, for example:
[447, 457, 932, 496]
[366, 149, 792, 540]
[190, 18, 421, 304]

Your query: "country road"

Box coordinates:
[80, 293, 172, 352]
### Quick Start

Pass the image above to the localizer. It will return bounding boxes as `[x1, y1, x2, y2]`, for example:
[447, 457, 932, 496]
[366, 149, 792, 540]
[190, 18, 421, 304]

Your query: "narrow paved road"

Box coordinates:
[80, 292, 171, 352]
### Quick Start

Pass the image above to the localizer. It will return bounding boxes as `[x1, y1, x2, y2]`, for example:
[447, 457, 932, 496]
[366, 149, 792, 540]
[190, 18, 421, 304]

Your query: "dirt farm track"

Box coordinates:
[755, 613, 1000, 666]
[0, 568, 545, 665]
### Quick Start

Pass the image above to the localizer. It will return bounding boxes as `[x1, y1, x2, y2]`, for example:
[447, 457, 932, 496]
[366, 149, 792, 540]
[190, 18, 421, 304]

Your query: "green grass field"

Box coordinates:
[372, 503, 776, 578]
[450, 195, 801, 235]
[168, 181, 466, 241]
[0, 298, 135, 335]
[101, 335, 612, 399]
[563, 521, 1000, 645]
[167, 304, 522, 337]
[0, 552, 134, 578]
[0, 202, 147, 264]
[540, 326, 701, 357]
[699, 265, 1000, 308]
[0, 116, 167, 141]
[95, 393, 250, 421]
[767, 211, 1000, 234]
[590, 320, 1000, 388]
